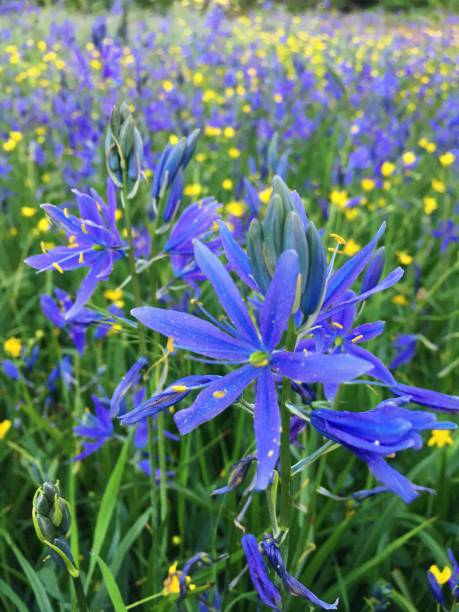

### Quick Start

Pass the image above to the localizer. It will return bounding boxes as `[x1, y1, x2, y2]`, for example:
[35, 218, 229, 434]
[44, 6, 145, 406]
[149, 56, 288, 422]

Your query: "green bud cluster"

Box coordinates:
[32, 481, 78, 577]
[247, 175, 327, 318]
[105, 102, 143, 199]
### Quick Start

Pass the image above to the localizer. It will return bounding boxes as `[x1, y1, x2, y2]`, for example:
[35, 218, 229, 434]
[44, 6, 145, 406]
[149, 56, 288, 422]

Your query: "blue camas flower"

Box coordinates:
[129, 243, 371, 489]
[25, 180, 125, 318]
[311, 397, 456, 503]
[73, 395, 113, 461]
[242, 534, 338, 610]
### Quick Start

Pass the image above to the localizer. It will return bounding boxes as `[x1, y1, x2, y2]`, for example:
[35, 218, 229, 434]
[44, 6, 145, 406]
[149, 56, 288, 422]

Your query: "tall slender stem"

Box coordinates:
[279, 319, 296, 534]
[73, 575, 89, 612]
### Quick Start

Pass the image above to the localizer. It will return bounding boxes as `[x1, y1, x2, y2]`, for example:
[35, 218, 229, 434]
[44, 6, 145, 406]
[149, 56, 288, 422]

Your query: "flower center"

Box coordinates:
[249, 350, 270, 368]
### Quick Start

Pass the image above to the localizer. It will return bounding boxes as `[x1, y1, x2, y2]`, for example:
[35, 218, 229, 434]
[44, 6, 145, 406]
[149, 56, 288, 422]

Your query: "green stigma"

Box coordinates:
[249, 350, 270, 367]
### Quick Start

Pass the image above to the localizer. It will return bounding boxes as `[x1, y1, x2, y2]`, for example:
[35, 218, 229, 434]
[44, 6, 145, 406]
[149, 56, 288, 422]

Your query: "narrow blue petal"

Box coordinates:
[218, 221, 259, 291]
[392, 383, 459, 413]
[65, 253, 113, 319]
[131, 307, 253, 361]
[241, 535, 282, 611]
[345, 343, 396, 385]
[358, 451, 420, 503]
[194, 240, 259, 345]
[110, 357, 149, 417]
[174, 366, 258, 434]
[271, 351, 371, 384]
[283, 574, 339, 610]
[260, 250, 299, 351]
[319, 267, 404, 323]
[324, 222, 386, 308]
[254, 369, 281, 490]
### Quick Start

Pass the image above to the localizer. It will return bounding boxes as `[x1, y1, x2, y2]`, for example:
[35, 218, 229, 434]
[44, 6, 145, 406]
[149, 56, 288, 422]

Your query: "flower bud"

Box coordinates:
[105, 103, 143, 198]
[32, 481, 78, 577]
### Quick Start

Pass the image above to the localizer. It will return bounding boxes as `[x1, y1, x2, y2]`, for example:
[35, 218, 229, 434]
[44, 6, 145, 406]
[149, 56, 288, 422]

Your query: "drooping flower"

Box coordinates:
[311, 397, 456, 503]
[25, 179, 125, 318]
[73, 395, 114, 461]
[129, 245, 371, 489]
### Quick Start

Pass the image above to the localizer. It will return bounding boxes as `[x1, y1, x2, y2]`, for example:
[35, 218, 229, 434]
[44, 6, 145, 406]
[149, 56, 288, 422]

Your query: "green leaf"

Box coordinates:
[110, 508, 151, 577]
[87, 435, 131, 586]
[97, 556, 127, 612]
[0, 529, 53, 612]
[0, 578, 29, 612]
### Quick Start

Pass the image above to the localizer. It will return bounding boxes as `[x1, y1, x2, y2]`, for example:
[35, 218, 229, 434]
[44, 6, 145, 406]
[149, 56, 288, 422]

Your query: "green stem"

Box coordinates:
[279, 320, 297, 533]
[73, 575, 89, 612]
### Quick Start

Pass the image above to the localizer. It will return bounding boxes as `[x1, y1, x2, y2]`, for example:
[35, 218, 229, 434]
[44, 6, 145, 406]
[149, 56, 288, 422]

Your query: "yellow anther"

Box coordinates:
[167, 337, 174, 353]
[213, 390, 227, 399]
[52, 262, 64, 273]
[81, 223, 88, 234]
[329, 233, 346, 245]
[331, 321, 344, 329]
[429, 565, 452, 585]
[64, 207, 69, 218]
[78, 252, 84, 264]
[171, 385, 188, 392]
[351, 335, 364, 343]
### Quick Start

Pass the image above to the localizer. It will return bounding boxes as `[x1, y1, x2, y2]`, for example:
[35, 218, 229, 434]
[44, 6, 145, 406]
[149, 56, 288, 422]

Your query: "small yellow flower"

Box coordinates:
[258, 187, 272, 205]
[402, 151, 416, 166]
[36, 218, 50, 232]
[438, 151, 455, 167]
[184, 183, 202, 197]
[4, 337, 22, 358]
[343, 239, 360, 256]
[361, 178, 375, 192]
[90, 59, 102, 71]
[162, 80, 174, 92]
[228, 147, 240, 159]
[193, 72, 204, 86]
[429, 565, 452, 585]
[222, 178, 233, 190]
[172, 535, 181, 545]
[226, 201, 246, 217]
[431, 179, 446, 194]
[396, 251, 413, 266]
[169, 134, 179, 145]
[196, 153, 206, 163]
[428, 430, 453, 448]
[423, 197, 437, 215]
[163, 562, 195, 596]
[392, 294, 408, 306]
[223, 126, 235, 139]
[330, 189, 348, 209]
[0, 420, 12, 440]
[381, 161, 396, 177]
[21, 206, 37, 218]
[344, 208, 359, 221]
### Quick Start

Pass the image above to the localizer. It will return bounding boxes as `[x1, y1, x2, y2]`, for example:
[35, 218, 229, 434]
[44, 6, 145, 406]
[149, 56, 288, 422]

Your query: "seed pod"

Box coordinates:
[119, 115, 136, 162]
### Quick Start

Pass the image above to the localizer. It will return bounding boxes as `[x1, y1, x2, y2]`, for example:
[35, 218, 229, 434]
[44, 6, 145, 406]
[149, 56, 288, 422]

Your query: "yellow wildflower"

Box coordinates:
[392, 294, 408, 306]
[438, 152, 455, 167]
[0, 420, 12, 440]
[429, 565, 452, 585]
[162, 80, 174, 92]
[402, 151, 416, 166]
[223, 126, 235, 139]
[431, 179, 446, 193]
[330, 189, 348, 209]
[344, 239, 360, 256]
[258, 187, 272, 205]
[226, 201, 246, 217]
[222, 179, 233, 190]
[361, 178, 375, 192]
[428, 430, 453, 448]
[396, 251, 413, 266]
[184, 184, 202, 197]
[381, 161, 396, 177]
[228, 147, 240, 159]
[21, 206, 37, 217]
[423, 197, 437, 215]
[4, 337, 22, 358]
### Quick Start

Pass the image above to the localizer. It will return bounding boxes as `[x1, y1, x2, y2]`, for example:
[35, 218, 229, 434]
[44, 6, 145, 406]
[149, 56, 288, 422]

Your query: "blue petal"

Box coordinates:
[132, 307, 253, 361]
[358, 451, 420, 503]
[254, 369, 281, 490]
[271, 351, 371, 384]
[174, 365, 258, 434]
[194, 241, 260, 345]
[241, 535, 282, 611]
[65, 253, 113, 319]
[110, 357, 149, 417]
[260, 250, 299, 351]
[392, 383, 459, 413]
[323, 222, 386, 308]
[218, 221, 259, 291]
[319, 267, 404, 323]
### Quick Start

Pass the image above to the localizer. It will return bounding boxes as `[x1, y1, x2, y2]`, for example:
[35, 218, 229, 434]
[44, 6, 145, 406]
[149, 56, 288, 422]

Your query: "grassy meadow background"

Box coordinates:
[1, 1, 459, 610]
